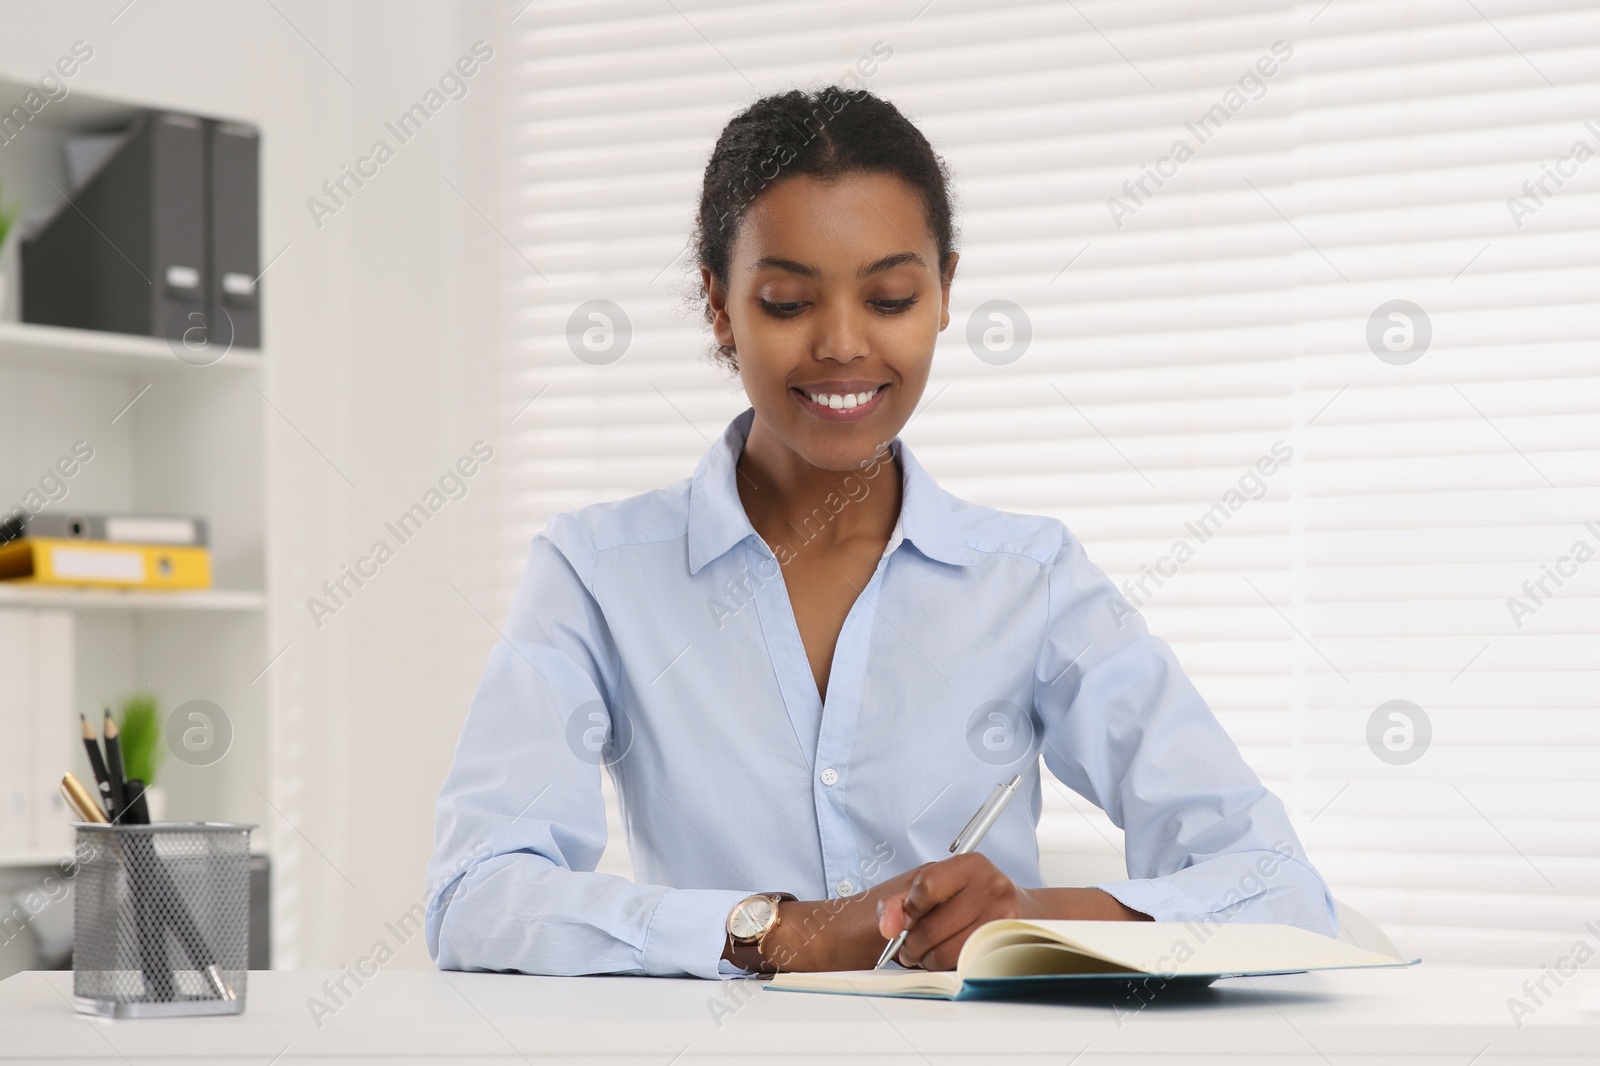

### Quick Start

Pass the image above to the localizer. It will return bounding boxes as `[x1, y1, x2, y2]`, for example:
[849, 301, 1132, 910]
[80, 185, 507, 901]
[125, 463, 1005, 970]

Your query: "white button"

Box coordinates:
[819, 768, 839, 786]
[836, 879, 855, 896]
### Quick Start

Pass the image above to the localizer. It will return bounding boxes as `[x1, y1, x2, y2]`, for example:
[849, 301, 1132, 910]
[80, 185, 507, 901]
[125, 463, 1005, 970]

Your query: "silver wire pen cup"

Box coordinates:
[71, 822, 253, 1018]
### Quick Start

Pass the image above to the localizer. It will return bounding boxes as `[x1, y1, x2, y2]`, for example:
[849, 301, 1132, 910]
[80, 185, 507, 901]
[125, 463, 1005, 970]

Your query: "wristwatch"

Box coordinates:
[724, 892, 797, 973]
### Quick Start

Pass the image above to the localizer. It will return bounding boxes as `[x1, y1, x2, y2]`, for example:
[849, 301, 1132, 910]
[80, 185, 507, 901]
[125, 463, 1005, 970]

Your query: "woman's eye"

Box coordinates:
[759, 299, 807, 317]
[872, 296, 918, 314]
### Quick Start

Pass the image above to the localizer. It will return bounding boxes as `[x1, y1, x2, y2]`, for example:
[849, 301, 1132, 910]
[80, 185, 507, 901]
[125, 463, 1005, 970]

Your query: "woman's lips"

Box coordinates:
[791, 384, 889, 422]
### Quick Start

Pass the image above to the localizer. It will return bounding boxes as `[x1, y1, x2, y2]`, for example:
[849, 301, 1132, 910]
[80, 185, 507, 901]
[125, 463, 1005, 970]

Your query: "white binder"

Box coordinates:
[0, 607, 76, 856]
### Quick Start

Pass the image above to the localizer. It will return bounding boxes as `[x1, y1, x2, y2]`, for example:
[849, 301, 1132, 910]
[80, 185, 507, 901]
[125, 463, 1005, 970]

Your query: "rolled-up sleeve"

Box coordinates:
[425, 526, 746, 978]
[1032, 529, 1339, 936]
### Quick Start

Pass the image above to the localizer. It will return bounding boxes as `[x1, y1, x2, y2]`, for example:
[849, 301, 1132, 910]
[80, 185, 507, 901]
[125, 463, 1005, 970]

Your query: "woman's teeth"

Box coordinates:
[807, 388, 879, 410]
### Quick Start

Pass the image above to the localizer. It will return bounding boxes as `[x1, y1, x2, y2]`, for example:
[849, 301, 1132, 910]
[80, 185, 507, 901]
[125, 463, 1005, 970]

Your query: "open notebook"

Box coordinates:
[767, 920, 1416, 1001]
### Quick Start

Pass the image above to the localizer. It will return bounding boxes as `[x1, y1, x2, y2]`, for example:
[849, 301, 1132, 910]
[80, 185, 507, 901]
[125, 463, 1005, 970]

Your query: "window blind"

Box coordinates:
[498, 0, 1600, 965]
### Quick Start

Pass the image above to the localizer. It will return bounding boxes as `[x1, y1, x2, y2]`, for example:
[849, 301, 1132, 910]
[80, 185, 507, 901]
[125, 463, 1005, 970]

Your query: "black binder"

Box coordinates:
[21, 110, 262, 349]
[210, 121, 261, 348]
[23, 112, 207, 341]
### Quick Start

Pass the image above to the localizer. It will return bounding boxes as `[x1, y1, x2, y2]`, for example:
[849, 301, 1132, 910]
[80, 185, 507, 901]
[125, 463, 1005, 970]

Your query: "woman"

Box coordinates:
[426, 87, 1336, 979]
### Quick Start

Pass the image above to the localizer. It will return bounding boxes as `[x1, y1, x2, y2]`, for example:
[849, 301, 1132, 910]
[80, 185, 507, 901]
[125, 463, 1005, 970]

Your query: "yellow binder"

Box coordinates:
[0, 537, 213, 590]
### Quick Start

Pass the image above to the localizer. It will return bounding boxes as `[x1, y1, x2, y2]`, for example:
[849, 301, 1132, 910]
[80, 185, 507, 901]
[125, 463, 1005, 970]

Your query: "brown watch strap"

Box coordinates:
[725, 937, 770, 974]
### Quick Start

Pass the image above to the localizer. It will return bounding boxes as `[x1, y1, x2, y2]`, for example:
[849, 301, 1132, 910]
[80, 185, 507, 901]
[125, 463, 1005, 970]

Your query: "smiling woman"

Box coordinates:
[426, 86, 1338, 982]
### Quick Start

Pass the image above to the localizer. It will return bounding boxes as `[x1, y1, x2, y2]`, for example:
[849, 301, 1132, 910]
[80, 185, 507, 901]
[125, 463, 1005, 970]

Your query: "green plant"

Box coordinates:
[117, 694, 165, 785]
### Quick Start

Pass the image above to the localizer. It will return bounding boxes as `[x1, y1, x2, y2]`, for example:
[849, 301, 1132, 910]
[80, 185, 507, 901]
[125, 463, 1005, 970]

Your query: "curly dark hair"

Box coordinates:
[693, 86, 957, 370]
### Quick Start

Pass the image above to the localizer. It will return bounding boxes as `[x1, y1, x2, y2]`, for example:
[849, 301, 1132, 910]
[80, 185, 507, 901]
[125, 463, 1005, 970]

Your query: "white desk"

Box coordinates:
[1, 967, 1595, 1063]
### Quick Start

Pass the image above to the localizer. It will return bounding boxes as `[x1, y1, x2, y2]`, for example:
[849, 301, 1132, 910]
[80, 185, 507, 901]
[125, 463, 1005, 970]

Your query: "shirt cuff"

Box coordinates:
[1091, 877, 1210, 923]
[642, 887, 751, 979]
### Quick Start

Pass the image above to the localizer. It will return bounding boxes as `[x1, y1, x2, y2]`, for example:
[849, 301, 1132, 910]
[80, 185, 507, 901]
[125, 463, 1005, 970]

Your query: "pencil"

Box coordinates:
[102, 709, 128, 823]
[79, 714, 114, 818]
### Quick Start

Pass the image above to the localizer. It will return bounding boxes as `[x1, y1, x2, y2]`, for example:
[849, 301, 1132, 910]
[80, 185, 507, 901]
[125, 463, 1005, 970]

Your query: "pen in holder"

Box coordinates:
[71, 822, 253, 1018]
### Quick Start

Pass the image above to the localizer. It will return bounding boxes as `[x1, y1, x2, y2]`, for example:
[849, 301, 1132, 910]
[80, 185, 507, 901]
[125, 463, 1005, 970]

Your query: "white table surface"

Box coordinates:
[1, 967, 1596, 1064]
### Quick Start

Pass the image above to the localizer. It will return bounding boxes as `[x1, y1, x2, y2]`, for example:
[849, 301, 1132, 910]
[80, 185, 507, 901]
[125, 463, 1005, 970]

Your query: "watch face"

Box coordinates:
[729, 896, 776, 940]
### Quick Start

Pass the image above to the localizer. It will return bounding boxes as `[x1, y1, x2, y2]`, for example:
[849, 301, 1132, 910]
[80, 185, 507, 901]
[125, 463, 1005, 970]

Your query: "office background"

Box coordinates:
[0, 0, 1594, 977]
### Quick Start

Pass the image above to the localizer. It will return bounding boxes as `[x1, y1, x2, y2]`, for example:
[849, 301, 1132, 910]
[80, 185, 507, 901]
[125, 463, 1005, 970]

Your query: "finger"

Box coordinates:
[900, 881, 982, 964]
[900, 856, 1012, 963]
[877, 894, 907, 940]
[902, 853, 992, 921]
[900, 858, 968, 922]
[913, 915, 988, 972]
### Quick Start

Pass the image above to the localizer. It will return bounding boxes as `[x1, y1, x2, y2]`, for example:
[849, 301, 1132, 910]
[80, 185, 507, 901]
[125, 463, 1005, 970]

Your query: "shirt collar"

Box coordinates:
[687, 408, 976, 575]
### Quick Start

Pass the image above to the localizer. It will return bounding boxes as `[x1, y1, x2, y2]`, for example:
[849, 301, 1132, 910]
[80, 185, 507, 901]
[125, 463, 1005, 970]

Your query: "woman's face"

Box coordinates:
[704, 172, 955, 472]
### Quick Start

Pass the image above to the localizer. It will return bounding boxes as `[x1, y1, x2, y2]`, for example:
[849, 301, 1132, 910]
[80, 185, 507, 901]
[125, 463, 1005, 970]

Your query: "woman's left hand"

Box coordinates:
[875, 853, 1150, 970]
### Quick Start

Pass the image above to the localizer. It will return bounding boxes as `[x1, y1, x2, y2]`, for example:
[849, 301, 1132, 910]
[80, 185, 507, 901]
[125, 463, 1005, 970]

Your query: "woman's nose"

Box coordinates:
[815, 303, 869, 363]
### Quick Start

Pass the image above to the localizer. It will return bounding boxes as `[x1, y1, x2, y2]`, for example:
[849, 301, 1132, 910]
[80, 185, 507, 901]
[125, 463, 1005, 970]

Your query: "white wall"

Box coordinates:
[0, 0, 506, 969]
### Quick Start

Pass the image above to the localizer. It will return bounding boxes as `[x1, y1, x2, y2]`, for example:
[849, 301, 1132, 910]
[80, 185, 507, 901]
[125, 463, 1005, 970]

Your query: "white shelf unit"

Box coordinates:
[0, 153, 270, 879]
[0, 583, 264, 612]
[0, 320, 263, 377]
[0, 318, 270, 864]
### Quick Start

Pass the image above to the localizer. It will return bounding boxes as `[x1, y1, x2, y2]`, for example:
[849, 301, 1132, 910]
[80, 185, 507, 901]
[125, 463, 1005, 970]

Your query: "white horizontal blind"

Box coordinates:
[499, 0, 1600, 964]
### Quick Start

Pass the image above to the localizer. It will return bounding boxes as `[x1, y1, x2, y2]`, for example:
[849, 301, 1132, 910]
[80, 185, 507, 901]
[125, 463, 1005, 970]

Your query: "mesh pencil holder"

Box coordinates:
[72, 822, 253, 1018]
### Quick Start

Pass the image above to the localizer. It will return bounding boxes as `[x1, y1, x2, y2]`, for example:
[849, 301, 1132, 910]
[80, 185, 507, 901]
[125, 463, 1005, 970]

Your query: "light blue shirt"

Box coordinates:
[426, 409, 1337, 979]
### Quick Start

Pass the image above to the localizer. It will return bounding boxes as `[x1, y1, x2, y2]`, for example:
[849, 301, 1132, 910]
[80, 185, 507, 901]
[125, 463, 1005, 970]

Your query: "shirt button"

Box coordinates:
[819, 768, 839, 786]
[836, 879, 855, 896]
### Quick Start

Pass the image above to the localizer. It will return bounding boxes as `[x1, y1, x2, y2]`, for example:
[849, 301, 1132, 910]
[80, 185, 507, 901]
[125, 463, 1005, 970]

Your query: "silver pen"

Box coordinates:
[875, 773, 1022, 970]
